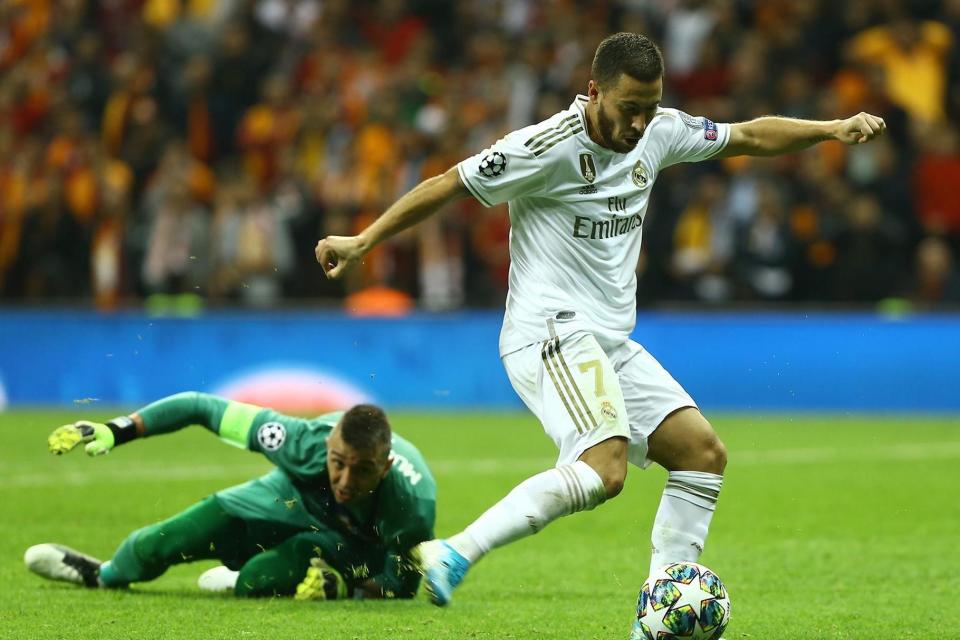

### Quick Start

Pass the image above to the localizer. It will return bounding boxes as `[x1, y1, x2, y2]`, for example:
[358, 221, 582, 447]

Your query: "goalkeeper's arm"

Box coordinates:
[294, 555, 419, 601]
[357, 550, 421, 600]
[48, 392, 262, 456]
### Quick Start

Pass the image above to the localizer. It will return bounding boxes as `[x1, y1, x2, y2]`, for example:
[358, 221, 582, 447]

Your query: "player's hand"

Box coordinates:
[835, 112, 886, 145]
[315, 235, 366, 279]
[48, 421, 115, 456]
[294, 557, 349, 601]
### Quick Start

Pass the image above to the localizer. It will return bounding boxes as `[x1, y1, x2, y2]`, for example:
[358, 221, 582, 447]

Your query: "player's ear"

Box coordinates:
[587, 79, 600, 101]
[381, 454, 394, 477]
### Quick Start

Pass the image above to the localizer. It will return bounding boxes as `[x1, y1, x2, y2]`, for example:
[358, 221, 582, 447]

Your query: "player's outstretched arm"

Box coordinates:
[47, 392, 265, 457]
[315, 166, 470, 279]
[718, 112, 887, 158]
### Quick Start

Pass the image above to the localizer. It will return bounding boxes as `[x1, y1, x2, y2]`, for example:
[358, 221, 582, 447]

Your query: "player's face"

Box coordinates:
[590, 73, 662, 153]
[326, 428, 392, 504]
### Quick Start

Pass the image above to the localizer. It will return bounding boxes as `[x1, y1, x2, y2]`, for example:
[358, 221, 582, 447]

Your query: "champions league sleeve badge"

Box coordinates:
[478, 151, 507, 178]
[257, 422, 287, 451]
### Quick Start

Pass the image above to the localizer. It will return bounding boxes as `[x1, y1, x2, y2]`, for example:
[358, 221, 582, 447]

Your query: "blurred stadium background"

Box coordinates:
[2, 0, 959, 410]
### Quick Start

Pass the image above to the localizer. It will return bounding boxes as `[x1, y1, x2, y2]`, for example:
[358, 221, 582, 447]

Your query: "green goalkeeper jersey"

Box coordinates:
[136, 392, 436, 596]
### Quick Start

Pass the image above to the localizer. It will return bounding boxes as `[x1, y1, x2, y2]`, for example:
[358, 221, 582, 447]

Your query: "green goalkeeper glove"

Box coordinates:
[48, 421, 115, 456]
[294, 557, 350, 601]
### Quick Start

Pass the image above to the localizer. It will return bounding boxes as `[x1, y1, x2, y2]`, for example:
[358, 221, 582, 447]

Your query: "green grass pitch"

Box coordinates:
[2, 409, 958, 639]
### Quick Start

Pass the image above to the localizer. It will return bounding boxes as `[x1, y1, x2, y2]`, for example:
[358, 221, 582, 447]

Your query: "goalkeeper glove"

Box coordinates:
[49, 421, 115, 456]
[294, 557, 350, 601]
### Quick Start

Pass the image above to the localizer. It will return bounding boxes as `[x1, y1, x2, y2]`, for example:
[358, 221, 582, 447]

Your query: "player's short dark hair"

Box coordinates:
[339, 404, 391, 456]
[591, 32, 664, 88]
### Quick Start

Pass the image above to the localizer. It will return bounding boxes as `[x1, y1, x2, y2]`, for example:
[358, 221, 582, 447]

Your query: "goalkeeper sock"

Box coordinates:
[97, 560, 125, 588]
[649, 471, 722, 575]
[449, 461, 606, 563]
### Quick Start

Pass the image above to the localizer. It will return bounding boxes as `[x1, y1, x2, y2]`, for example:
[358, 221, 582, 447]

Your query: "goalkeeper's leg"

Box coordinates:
[98, 496, 255, 587]
[25, 496, 238, 588]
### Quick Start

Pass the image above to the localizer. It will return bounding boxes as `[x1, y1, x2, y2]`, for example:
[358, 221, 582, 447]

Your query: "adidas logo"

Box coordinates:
[578, 185, 598, 195]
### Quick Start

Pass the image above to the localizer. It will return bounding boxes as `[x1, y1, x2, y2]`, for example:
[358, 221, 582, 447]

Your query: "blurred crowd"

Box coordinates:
[1, 0, 959, 312]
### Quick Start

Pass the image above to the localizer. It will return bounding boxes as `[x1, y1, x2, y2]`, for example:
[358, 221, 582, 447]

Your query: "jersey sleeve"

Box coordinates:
[457, 132, 547, 207]
[657, 109, 730, 170]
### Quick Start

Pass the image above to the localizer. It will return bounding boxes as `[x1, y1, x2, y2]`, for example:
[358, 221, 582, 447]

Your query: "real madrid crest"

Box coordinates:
[600, 400, 618, 422]
[579, 153, 597, 183]
[632, 160, 649, 188]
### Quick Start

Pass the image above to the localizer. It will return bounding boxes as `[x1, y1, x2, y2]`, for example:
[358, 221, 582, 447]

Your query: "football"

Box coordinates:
[632, 562, 731, 640]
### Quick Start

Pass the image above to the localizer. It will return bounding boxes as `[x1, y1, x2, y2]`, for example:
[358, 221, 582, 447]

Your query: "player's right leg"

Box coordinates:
[416, 331, 628, 605]
[95, 496, 252, 587]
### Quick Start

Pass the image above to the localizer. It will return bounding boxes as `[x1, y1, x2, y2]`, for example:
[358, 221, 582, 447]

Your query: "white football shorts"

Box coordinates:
[502, 330, 697, 469]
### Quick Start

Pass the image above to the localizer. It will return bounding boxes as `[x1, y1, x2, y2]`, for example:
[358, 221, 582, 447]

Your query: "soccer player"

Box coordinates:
[24, 392, 435, 600]
[314, 32, 886, 630]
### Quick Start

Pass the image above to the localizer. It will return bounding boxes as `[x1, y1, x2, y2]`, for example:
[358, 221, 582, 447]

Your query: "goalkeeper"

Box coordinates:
[24, 392, 436, 600]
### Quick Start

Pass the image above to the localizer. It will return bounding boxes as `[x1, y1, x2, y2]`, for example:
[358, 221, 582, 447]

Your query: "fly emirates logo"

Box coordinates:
[572, 196, 642, 240]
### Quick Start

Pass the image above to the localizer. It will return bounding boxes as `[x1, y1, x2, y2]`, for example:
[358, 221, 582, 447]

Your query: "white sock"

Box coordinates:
[649, 471, 723, 575]
[448, 461, 606, 563]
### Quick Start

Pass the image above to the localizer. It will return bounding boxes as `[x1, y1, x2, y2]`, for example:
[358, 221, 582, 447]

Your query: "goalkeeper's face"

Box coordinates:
[326, 428, 392, 504]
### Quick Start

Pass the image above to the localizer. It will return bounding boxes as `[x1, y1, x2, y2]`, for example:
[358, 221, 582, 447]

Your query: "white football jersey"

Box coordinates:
[457, 96, 730, 355]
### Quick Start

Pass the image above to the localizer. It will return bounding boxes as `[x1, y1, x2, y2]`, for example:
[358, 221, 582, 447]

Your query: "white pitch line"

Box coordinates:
[3, 442, 959, 487]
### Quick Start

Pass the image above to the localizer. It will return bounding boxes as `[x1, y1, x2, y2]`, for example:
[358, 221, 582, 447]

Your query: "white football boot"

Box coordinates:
[24, 543, 102, 587]
[197, 565, 239, 592]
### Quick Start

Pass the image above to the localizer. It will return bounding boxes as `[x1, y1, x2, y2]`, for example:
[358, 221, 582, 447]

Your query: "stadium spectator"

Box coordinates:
[911, 235, 960, 307]
[831, 193, 906, 302]
[24, 393, 435, 600]
[735, 180, 797, 301]
[846, 8, 953, 124]
[208, 157, 300, 306]
[669, 173, 734, 302]
[141, 174, 211, 295]
[913, 123, 960, 234]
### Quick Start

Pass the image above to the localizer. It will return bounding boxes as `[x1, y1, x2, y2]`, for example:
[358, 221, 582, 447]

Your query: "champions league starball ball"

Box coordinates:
[632, 562, 731, 640]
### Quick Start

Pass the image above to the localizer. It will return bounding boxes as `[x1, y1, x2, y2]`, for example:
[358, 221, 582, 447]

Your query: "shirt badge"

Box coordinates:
[632, 161, 649, 188]
[478, 151, 507, 177]
[579, 152, 597, 183]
